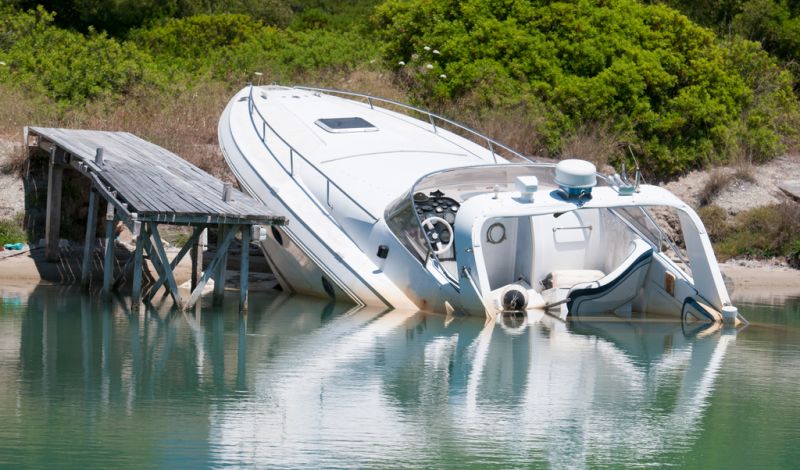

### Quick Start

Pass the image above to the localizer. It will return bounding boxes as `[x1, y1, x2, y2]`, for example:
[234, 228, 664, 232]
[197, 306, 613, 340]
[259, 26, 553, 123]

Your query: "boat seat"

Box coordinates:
[566, 239, 653, 316]
[542, 270, 605, 290]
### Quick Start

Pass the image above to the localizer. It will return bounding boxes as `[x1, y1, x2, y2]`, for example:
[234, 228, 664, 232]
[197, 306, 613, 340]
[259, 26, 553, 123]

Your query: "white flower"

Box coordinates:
[411, 53, 419, 59]
[439, 74, 447, 79]
[433, 49, 440, 55]
[425, 63, 433, 69]
[398, 60, 406, 66]
[0, 61, 6, 66]
[424, 46, 431, 51]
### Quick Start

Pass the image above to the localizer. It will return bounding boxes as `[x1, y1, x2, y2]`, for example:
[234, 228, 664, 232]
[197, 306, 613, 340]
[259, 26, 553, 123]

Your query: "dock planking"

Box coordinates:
[25, 126, 287, 312]
[26, 127, 285, 224]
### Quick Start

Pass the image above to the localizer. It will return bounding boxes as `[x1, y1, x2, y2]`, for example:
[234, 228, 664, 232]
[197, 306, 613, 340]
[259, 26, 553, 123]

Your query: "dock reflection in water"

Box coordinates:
[0, 285, 787, 468]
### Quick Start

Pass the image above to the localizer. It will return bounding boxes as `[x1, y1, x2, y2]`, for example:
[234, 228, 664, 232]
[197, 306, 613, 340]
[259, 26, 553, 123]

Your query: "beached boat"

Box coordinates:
[218, 85, 741, 323]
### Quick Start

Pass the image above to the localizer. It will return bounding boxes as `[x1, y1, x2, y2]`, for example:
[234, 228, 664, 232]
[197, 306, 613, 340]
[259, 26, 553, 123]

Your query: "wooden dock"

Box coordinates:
[25, 126, 286, 312]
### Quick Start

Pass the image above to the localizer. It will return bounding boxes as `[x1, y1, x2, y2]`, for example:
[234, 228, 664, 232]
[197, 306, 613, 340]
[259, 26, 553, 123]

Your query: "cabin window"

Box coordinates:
[315, 117, 378, 133]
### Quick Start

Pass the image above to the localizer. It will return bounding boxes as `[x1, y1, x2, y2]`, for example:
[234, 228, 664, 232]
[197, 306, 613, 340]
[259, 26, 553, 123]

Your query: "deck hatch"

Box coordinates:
[315, 117, 378, 133]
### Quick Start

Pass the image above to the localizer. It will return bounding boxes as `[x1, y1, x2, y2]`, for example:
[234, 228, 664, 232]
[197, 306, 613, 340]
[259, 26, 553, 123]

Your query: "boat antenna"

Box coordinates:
[627, 145, 644, 191]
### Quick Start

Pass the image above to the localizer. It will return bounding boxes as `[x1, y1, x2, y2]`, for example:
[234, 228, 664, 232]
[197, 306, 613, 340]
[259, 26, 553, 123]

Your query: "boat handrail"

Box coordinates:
[246, 85, 380, 222]
[294, 86, 536, 165]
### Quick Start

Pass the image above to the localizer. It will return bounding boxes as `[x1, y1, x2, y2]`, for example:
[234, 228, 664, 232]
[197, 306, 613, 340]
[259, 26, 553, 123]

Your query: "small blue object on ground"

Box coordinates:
[3, 243, 25, 250]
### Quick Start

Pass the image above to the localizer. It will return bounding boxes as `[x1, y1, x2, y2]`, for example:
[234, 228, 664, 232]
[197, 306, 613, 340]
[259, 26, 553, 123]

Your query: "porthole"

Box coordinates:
[487, 222, 506, 244]
[271, 226, 283, 246]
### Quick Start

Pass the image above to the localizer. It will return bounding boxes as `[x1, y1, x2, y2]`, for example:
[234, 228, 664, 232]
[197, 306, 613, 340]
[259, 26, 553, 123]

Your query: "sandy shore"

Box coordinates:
[720, 263, 800, 303]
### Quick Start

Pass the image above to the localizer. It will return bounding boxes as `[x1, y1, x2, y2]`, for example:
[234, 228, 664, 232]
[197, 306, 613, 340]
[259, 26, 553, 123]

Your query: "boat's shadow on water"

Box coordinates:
[6, 285, 740, 467]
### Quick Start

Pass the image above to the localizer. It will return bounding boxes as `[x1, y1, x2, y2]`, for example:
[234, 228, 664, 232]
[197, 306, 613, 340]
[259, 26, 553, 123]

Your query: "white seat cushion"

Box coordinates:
[548, 269, 605, 288]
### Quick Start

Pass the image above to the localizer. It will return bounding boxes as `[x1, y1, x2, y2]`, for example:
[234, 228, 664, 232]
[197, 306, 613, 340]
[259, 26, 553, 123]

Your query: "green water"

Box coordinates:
[0, 285, 798, 469]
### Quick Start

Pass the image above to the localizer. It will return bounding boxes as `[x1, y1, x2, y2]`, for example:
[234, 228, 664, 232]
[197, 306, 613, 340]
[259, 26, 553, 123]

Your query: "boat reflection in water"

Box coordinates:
[208, 301, 737, 468]
[6, 287, 737, 468]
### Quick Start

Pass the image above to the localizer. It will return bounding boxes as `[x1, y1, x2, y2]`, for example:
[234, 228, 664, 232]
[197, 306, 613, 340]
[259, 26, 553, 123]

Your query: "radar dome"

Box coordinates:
[554, 159, 597, 198]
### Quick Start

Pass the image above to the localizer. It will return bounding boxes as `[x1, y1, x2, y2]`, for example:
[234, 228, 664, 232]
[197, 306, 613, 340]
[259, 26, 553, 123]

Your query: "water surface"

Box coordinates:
[0, 285, 798, 468]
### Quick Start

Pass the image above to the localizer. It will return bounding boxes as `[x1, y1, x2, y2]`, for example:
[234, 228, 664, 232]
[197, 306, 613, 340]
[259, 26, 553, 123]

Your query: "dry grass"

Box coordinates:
[731, 165, 756, 183]
[0, 71, 411, 182]
[0, 85, 60, 139]
[698, 170, 734, 207]
[560, 122, 628, 172]
[65, 82, 237, 180]
[312, 68, 409, 102]
[0, 82, 237, 180]
[699, 202, 800, 262]
[697, 165, 759, 207]
[434, 101, 548, 162]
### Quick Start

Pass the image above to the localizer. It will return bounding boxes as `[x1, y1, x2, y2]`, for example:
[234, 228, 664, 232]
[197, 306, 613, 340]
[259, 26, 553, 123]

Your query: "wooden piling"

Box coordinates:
[213, 225, 229, 305]
[103, 203, 116, 294]
[240, 225, 250, 312]
[45, 149, 64, 262]
[191, 229, 206, 291]
[80, 189, 99, 287]
[131, 229, 145, 309]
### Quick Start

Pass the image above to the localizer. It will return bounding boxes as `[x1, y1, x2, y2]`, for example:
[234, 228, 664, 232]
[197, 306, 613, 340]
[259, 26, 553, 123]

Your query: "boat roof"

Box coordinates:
[252, 86, 505, 215]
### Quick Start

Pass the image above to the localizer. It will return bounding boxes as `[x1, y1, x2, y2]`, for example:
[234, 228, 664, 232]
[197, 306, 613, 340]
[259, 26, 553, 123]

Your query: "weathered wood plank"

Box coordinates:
[28, 127, 285, 224]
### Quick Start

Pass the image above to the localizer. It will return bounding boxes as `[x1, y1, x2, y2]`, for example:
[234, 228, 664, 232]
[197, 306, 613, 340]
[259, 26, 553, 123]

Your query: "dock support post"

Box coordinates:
[184, 226, 238, 311]
[191, 229, 206, 291]
[103, 203, 116, 294]
[147, 224, 183, 309]
[131, 225, 146, 310]
[239, 225, 250, 313]
[213, 225, 229, 305]
[81, 189, 100, 288]
[45, 149, 64, 262]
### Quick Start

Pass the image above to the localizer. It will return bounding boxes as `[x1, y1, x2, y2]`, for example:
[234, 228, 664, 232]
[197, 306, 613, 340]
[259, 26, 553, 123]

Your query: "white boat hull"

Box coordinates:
[218, 85, 741, 324]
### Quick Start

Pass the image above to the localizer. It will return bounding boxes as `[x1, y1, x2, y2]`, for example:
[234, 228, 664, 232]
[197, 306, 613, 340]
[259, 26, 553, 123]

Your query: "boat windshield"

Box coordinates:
[385, 164, 586, 262]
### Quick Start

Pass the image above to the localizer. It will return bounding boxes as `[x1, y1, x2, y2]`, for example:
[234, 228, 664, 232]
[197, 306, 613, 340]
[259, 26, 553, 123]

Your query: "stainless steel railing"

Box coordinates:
[295, 86, 536, 165]
[247, 85, 379, 222]
[247, 85, 538, 224]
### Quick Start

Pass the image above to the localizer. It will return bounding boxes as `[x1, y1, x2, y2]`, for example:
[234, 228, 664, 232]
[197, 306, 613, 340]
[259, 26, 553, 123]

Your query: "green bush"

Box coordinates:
[8, 0, 293, 35]
[375, 0, 799, 178]
[0, 214, 27, 246]
[697, 205, 730, 241]
[662, 0, 800, 73]
[130, 14, 264, 59]
[0, 7, 158, 105]
[789, 239, 800, 269]
[216, 27, 378, 82]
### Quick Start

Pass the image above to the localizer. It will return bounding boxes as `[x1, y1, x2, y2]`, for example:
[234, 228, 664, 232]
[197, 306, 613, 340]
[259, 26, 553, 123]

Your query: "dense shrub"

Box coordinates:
[0, 7, 157, 105]
[130, 13, 378, 81]
[661, 0, 800, 71]
[217, 28, 378, 82]
[375, 0, 799, 177]
[130, 14, 263, 59]
[8, 0, 292, 35]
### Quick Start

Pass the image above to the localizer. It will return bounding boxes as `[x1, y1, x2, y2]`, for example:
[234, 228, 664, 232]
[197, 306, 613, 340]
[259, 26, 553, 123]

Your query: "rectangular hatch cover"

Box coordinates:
[315, 117, 378, 133]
